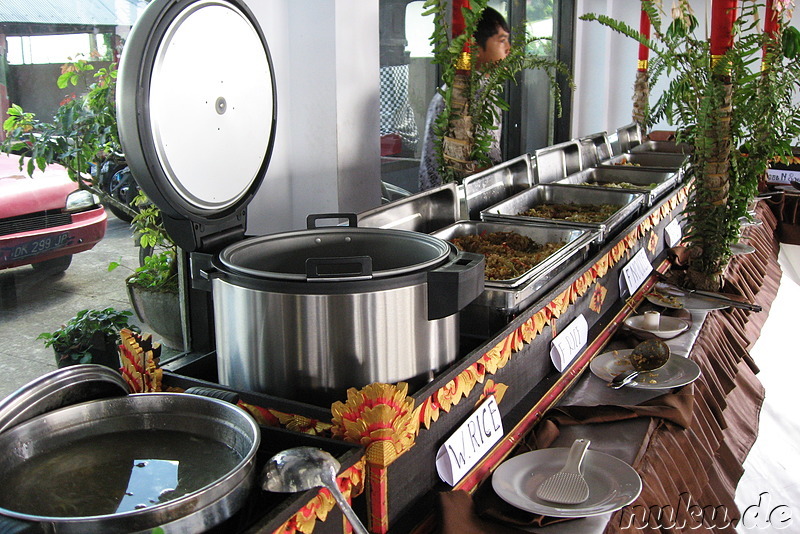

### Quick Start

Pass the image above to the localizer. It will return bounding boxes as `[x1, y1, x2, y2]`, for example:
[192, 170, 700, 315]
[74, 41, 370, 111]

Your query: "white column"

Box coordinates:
[246, 0, 381, 234]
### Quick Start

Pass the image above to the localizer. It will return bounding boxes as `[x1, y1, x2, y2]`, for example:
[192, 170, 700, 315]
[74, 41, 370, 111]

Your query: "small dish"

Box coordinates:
[624, 315, 690, 339]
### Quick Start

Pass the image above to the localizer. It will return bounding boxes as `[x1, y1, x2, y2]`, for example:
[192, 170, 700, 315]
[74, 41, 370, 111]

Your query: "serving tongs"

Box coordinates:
[655, 273, 762, 312]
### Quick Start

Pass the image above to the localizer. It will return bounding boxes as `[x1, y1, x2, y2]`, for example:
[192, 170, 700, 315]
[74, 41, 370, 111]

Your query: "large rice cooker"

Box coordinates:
[116, 0, 485, 404]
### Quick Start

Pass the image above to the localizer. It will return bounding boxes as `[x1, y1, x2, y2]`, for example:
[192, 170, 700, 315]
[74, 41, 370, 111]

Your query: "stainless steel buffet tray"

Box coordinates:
[356, 182, 459, 232]
[480, 184, 645, 241]
[553, 166, 678, 206]
[462, 154, 533, 220]
[630, 140, 693, 155]
[431, 220, 596, 314]
[600, 152, 688, 173]
[534, 140, 583, 184]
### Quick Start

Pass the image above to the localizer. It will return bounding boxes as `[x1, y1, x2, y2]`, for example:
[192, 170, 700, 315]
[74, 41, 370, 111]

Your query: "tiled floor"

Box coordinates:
[735, 244, 800, 532]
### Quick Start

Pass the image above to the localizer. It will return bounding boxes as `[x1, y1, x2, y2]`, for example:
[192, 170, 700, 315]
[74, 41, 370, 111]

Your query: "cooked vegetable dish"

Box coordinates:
[451, 231, 565, 281]
[580, 181, 657, 190]
[518, 203, 619, 223]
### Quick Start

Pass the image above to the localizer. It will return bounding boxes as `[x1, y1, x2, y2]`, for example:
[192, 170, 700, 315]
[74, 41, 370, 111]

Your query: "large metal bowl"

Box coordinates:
[0, 392, 260, 533]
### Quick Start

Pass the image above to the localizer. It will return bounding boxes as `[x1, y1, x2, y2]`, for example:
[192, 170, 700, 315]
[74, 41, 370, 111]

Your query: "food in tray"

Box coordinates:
[580, 181, 657, 190]
[612, 157, 641, 166]
[450, 231, 565, 281]
[518, 203, 619, 223]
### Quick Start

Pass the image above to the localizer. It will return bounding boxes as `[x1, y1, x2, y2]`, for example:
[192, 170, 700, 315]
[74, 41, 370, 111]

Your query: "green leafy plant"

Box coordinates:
[581, 1, 800, 289]
[1, 55, 135, 219]
[38, 307, 138, 366]
[109, 191, 178, 293]
[110, 250, 178, 293]
[423, 0, 571, 183]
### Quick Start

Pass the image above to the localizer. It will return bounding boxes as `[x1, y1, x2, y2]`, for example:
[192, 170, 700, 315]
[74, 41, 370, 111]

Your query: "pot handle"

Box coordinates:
[307, 213, 358, 229]
[427, 251, 485, 320]
[306, 256, 373, 281]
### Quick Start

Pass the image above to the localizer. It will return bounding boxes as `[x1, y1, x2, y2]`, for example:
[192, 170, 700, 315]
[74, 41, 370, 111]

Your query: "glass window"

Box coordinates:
[379, 0, 570, 195]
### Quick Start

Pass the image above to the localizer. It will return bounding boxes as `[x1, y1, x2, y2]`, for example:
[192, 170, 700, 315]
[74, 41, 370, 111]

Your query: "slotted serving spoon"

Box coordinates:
[261, 446, 369, 534]
[535, 438, 591, 505]
[609, 339, 670, 389]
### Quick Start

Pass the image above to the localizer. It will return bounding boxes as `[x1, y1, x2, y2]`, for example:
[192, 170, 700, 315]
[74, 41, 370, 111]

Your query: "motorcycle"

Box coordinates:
[94, 157, 142, 223]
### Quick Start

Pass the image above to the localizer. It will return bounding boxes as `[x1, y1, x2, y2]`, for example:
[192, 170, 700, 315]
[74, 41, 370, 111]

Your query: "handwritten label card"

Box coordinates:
[436, 396, 504, 486]
[664, 218, 683, 248]
[550, 314, 588, 372]
[620, 248, 652, 297]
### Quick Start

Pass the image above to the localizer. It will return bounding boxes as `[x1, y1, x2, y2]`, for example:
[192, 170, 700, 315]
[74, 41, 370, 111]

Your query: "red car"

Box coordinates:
[0, 155, 107, 272]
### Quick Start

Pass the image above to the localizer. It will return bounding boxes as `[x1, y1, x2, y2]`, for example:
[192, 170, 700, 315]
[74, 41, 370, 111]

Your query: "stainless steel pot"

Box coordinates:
[0, 368, 260, 534]
[207, 214, 485, 404]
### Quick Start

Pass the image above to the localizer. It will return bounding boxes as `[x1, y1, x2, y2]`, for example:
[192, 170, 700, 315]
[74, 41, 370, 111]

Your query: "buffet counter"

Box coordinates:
[435, 202, 780, 533]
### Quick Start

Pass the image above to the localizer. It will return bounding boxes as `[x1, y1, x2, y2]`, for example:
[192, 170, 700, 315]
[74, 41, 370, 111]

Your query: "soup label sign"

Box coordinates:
[436, 395, 504, 486]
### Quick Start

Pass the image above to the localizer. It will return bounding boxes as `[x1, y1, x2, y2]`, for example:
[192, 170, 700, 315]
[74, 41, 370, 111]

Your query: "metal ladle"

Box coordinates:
[609, 339, 670, 389]
[261, 446, 369, 534]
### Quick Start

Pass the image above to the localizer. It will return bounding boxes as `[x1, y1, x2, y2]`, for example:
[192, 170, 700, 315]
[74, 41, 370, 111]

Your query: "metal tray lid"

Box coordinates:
[117, 0, 276, 252]
[0, 364, 129, 435]
[356, 183, 459, 233]
[462, 154, 533, 220]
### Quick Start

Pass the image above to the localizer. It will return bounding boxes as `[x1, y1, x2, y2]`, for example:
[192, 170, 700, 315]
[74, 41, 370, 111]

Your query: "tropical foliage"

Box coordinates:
[424, 0, 571, 183]
[0, 56, 133, 217]
[581, 0, 800, 289]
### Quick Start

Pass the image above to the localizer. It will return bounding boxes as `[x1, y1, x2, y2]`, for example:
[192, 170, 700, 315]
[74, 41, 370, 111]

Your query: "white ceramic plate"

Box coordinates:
[590, 349, 701, 389]
[624, 315, 690, 339]
[492, 448, 642, 518]
[646, 284, 729, 311]
[731, 242, 756, 255]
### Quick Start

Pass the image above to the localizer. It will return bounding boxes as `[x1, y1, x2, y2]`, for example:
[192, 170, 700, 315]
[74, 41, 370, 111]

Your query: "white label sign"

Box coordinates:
[435, 395, 504, 486]
[767, 168, 800, 184]
[620, 248, 652, 296]
[550, 314, 588, 372]
[664, 218, 683, 248]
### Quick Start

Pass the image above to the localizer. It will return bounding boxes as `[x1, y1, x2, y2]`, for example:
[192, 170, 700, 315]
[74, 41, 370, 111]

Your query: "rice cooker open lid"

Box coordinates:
[117, 0, 276, 253]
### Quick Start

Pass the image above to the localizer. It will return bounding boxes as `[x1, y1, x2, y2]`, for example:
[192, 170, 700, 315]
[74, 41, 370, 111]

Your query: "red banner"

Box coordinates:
[710, 0, 738, 56]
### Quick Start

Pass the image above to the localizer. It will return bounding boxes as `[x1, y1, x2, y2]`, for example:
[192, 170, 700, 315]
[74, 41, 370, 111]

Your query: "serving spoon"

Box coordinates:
[610, 339, 670, 389]
[261, 446, 369, 534]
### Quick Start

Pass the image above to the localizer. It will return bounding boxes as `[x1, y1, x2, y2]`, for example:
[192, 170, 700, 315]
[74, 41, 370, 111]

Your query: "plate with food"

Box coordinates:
[645, 284, 729, 311]
[590, 349, 701, 389]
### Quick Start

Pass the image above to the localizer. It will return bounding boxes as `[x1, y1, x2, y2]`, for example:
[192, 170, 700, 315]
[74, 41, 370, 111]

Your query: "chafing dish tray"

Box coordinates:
[481, 184, 645, 241]
[630, 140, 693, 155]
[356, 182, 458, 232]
[534, 140, 583, 184]
[431, 221, 596, 330]
[554, 166, 678, 206]
[462, 154, 533, 220]
[600, 152, 688, 173]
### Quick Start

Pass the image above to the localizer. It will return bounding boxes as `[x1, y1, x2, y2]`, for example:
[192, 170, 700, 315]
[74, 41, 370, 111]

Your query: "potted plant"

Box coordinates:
[581, 0, 800, 290]
[38, 307, 138, 368]
[110, 192, 183, 349]
[424, 0, 571, 183]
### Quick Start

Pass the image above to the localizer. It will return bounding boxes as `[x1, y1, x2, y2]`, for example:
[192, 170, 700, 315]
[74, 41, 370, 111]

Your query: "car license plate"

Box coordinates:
[2, 232, 72, 262]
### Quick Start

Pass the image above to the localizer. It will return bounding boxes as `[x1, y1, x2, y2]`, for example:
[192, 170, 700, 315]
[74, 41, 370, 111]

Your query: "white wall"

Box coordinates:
[571, 1, 798, 139]
[245, 0, 381, 235]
